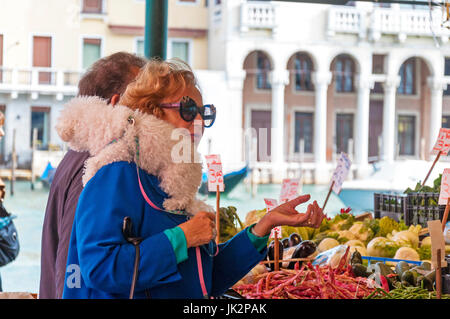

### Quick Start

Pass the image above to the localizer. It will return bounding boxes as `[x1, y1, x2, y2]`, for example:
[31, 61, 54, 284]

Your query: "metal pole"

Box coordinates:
[31, 128, 37, 190]
[10, 128, 16, 196]
[144, 0, 168, 60]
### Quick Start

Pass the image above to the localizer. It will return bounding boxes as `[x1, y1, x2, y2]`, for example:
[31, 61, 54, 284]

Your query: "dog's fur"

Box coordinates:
[56, 96, 213, 215]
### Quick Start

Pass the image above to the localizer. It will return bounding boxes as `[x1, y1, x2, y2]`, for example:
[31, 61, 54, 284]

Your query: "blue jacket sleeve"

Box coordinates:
[74, 163, 182, 294]
[210, 227, 268, 297]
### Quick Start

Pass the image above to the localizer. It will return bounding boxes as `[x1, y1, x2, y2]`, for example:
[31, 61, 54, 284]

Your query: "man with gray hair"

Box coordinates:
[39, 52, 146, 299]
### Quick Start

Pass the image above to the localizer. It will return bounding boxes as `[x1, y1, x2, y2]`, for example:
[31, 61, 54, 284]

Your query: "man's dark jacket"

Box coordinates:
[39, 150, 89, 299]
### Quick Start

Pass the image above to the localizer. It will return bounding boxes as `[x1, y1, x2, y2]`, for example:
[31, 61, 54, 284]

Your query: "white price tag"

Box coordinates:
[264, 198, 278, 212]
[264, 198, 281, 239]
[207, 163, 224, 192]
[279, 178, 300, 204]
[439, 168, 450, 205]
[431, 128, 450, 156]
[331, 152, 352, 195]
[270, 227, 282, 239]
[205, 154, 222, 167]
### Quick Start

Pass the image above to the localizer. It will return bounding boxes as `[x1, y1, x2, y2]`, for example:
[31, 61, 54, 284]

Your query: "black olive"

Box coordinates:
[287, 240, 317, 269]
[289, 233, 302, 247]
[281, 237, 291, 249]
[267, 240, 283, 271]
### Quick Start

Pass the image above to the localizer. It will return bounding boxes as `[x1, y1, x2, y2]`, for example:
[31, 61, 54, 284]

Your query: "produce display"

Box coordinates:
[229, 172, 450, 300]
[218, 206, 244, 243]
[404, 174, 441, 195]
[367, 286, 450, 299]
[234, 248, 377, 299]
[233, 197, 450, 299]
[245, 206, 450, 262]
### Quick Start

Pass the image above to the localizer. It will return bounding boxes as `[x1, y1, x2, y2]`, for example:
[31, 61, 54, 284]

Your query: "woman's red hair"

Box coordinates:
[119, 58, 197, 117]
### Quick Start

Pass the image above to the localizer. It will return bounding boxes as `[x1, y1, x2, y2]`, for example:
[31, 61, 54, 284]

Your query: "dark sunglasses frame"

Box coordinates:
[160, 96, 216, 128]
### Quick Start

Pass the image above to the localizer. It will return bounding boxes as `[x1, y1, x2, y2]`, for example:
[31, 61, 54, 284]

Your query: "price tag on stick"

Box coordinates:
[264, 198, 281, 239]
[439, 169, 450, 206]
[422, 128, 450, 188]
[206, 154, 224, 244]
[323, 153, 351, 211]
[331, 152, 352, 195]
[279, 178, 300, 204]
[208, 163, 224, 192]
[205, 154, 222, 167]
[265, 198, 281, 271]
[439, 169, 450, 230]
[431, 128, 450, 156]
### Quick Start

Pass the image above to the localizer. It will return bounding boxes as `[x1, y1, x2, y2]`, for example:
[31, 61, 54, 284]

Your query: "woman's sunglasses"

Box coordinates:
[160, 96, 216, 128]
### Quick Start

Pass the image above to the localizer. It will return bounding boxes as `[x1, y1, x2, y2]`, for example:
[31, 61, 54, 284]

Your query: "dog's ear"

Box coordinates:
[56, 96, 133, 154]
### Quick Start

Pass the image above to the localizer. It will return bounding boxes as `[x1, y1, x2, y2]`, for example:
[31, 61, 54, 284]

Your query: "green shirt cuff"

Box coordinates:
[246, 224, 269, 252]
[163, 226, 188, 264]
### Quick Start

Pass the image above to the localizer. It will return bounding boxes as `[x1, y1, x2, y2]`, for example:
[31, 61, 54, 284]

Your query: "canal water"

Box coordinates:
[0, 180, 349, 294]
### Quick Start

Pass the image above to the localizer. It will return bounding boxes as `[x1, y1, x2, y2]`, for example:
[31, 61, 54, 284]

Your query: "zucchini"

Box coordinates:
[374, 263, 395, 289]
[424, 269, 436, 283]
[401, 270, 416, 286]
[352, 263, 369, 277]
[375, 262, 394, 277]
[395, 261, 410, 279]
[416, 275, 433, 291]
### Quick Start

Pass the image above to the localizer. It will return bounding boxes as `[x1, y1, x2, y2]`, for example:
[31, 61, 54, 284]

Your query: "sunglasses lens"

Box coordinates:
[180, 98, 197, 122]
[202, 105, 216, 128]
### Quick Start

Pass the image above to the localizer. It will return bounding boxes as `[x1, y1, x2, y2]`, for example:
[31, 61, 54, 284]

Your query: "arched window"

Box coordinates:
[398, 58, 416, 95]
[256, 52, 271, 90]
[334, 55, 355, 93]
[293, 53, 314, 91]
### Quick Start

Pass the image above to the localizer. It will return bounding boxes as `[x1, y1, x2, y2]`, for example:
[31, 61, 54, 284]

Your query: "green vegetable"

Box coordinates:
[395, 261, 410, 279]
[424, 269, 435, 283]
[416, 275, 433, 291]
[404, 174, 442, 195]
[401, 270, 415, 286]
[367, 285, 450, 299]
[378, 216, 401, 238]
[367, 237, 400, 258]
[352, 263, 369, 277]
[417, 246, 431, 261]
[363, 218, 380, 237]
[219, 206, 244, 243]
[374, 262, 395, 289]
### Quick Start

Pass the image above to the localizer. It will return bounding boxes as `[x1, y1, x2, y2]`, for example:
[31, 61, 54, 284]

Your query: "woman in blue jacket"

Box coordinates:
[58, 58, 325, 299]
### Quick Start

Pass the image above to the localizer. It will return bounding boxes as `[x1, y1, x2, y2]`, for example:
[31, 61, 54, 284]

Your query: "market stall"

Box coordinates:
[213, 135, 450, 300]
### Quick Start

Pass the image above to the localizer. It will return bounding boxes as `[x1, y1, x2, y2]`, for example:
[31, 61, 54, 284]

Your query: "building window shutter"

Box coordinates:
[171, 41, 190, 63]
[83, 38, 102, 69]
[83, 0, 103, 14]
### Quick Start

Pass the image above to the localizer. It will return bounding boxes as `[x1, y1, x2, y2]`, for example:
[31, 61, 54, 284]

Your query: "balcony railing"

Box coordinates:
[328, 6, 450, 41]
[328, 6, 366, 38]
[0, 67, 81, 98]
[240, 1, 277, 33]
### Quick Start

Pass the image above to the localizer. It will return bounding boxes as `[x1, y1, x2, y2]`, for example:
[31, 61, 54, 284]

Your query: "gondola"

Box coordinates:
[198, 166, 249, 196]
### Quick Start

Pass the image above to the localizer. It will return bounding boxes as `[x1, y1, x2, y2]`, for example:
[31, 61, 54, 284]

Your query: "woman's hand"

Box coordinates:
[251, 194, 325, 237]
[179, 211, 216, 248]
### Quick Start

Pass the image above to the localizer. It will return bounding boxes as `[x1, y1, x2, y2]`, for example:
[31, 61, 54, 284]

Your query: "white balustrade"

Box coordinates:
[0, 67, 81, 96]
[328, 6, 364, 36]
[241, 1, 276, 32]
[329, 6, 450, 40]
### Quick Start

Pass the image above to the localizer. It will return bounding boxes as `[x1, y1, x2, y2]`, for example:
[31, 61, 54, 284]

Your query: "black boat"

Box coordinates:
[198, 166, 249, 196]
